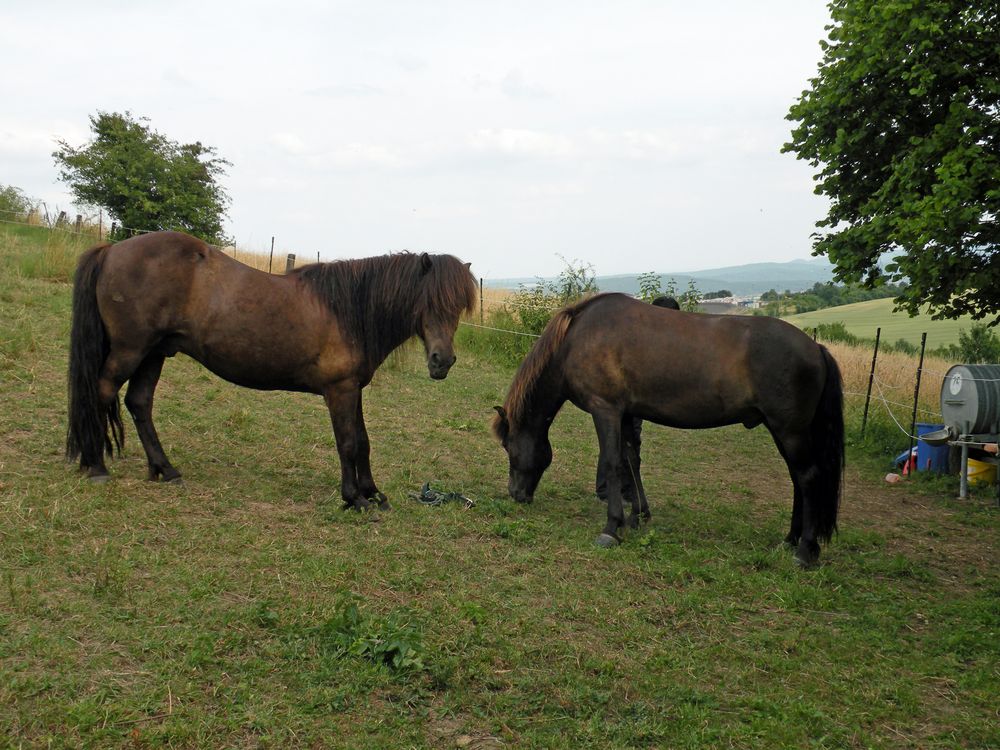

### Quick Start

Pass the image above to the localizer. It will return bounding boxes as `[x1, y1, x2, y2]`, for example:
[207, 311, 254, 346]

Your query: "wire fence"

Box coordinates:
[5, 204, 997, 445]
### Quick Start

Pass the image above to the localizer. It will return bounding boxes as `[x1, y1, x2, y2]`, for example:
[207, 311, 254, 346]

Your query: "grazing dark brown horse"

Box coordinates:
[492, 293, 844, 567]
[66, 231, 477, 509]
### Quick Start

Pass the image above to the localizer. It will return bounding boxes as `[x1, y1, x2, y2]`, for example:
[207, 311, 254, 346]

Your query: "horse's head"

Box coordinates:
[492, 406, 552, 503]
[418, 309, 460, 380]
[415, 252, 476, 380]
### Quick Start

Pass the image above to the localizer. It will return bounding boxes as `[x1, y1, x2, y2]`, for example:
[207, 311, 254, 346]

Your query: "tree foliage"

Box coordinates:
[946, 323, 1000, 363]
[636, 272, 700, 311]
[784, 1, 1000, 324]
[507, 256, 599, 335]
[0, 184, 34, 217]
[53, 111, 231, 243]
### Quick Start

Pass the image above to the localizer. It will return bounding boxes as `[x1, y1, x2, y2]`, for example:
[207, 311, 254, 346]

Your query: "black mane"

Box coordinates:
[293, 252, 477, 372]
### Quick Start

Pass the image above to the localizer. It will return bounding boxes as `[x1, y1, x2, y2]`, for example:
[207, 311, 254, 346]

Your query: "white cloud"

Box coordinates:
[1, 0, 833, 277]
[466, 128, 575, 160]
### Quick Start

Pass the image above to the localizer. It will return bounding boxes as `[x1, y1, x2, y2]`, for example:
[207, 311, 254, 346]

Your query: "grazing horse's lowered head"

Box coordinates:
[492, 405, 552, 503]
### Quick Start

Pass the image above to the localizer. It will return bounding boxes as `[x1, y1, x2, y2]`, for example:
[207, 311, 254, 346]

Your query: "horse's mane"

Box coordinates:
[492, 293, 610, 440]
[293, 252, 477, 370]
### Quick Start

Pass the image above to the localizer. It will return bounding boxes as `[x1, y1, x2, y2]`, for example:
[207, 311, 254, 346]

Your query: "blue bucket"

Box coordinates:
[916, 423, 950, 474]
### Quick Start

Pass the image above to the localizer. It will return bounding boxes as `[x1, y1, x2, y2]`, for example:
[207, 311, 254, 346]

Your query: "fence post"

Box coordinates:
[861, 327, 881, 437]
[75, 214, 83, 232]
[268, 236, 275, 274]
[285, 253, 296, 273]
[906, 332, 928, 471]
[480, 278, 484, 324]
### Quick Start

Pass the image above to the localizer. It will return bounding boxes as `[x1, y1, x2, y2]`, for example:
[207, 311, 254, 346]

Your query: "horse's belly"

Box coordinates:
[177, 341, 319, 393]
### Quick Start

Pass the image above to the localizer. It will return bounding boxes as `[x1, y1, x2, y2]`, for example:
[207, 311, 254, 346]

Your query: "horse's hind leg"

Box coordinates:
[87, 347, 146, 481]
[767, 425, 803, 547]
[773, 430, 822, 567]
[786, 485, 803, 548]
[124, 353, 181, 483]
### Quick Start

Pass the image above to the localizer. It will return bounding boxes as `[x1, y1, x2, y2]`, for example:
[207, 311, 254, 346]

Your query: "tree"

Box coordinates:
[948, 323, 1000, 363]
[702, 289, 733, 299]
[784, 2, 1000, 325]
[53, 111, 231, 243]
[0, 184, 33, 217]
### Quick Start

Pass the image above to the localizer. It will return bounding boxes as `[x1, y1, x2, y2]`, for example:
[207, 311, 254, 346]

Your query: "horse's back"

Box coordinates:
[563, 294, 826, 429]
[91, 232, 344, 389]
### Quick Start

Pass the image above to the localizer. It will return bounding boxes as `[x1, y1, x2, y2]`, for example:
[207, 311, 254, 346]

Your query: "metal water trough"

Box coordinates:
[921, 364, 1000, 502]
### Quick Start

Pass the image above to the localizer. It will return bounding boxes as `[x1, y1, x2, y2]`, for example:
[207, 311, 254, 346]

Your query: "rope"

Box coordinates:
[873, 378, 922, 440]
[460, 321, 541, 338]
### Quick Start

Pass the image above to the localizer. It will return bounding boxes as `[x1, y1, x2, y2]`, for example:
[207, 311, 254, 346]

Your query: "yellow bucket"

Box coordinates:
[967, 459, 997, 486]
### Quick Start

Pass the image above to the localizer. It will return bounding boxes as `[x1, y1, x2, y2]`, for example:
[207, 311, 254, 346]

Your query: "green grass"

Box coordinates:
[784, 297, 977, 349]
[1, 225, 998, 748]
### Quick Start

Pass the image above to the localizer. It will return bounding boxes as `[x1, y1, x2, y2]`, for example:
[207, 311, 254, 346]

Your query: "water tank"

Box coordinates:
[940, 364, 1000, 435]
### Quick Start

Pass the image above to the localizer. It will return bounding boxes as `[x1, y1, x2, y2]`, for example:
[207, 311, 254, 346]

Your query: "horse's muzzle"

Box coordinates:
[508, 475, 534, 504]
[427, 352, 456, 380]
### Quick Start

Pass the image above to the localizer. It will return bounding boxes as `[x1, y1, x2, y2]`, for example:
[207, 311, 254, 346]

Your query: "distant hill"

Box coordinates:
[486, 258, 835, 297]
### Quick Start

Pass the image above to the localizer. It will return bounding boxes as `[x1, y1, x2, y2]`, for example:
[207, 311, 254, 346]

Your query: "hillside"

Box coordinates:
[784, 297, 977, 349]
[487, 258, 834, 297]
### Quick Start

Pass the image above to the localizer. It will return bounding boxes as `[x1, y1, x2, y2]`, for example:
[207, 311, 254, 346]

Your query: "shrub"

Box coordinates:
[946, 323, 1000, 364]
[0, 184, 33, 219]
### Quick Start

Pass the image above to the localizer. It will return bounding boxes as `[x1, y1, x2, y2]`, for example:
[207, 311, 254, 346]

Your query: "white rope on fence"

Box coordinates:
[873, 377, 924, 440]
[460, 321, 541, 338]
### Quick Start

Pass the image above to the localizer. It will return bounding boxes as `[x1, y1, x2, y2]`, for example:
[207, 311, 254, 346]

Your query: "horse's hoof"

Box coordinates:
[595, 533, 620, 548]
[166, 477, 185, 486]
[794, 550, 821, 569]
[627, 515, 641, 530]
[88, 474, 111, 484]
[376, 492, 391, 511]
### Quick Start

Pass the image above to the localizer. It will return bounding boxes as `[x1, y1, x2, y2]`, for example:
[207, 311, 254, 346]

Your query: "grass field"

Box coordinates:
[1, 226, 999, 748]
[784, 297, 978, 350]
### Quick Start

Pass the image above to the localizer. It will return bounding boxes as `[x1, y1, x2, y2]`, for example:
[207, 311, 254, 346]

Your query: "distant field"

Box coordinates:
[784, 297, 977, 349]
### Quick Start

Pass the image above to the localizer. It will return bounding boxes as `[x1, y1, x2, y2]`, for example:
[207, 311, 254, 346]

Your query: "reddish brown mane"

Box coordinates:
[492, 293, 608, 439]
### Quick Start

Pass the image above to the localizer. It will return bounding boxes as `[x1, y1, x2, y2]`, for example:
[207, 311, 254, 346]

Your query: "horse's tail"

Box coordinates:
[812, 345, 844, 543]
[66, 243, 123, 468]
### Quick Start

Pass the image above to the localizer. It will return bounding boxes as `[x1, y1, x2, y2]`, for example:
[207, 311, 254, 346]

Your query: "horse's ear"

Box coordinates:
[464, 262, 471, 269]
[491, 405, 509, 443]
[420, 252, 433, 274]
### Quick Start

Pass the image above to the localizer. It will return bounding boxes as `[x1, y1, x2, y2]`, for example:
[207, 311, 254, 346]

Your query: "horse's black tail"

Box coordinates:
[812, 345, 844, 543]
[66, 243, 123, 469]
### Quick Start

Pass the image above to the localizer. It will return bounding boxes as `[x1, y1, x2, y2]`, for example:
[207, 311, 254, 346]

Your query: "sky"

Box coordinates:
[1, 1, 834, 280]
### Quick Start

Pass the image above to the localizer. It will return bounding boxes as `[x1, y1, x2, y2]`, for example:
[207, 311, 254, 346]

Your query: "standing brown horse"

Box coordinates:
[492, 293, 844, 567]
[66, 231, 477, 509]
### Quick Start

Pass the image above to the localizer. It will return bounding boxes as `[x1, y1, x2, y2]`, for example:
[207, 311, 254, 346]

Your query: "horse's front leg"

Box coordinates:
[622, 417, 651, 527]
[352, 394, 390, 510]
[323, 385, 370, 511]
[593, 411, 625, 547]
